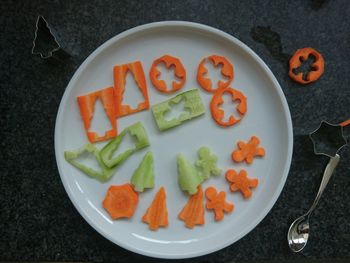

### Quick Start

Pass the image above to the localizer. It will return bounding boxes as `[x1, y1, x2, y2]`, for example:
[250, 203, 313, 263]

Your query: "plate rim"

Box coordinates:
[54, 21, 293, 259]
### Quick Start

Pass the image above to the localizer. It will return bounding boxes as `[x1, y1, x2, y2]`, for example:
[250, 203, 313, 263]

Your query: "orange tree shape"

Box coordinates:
[231, 136, 265, 164]
[225, 169, 258, 198]
[205, 187, 234, 221]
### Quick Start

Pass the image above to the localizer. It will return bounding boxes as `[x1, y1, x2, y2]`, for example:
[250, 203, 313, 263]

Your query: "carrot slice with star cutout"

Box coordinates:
[142, 187, 168, 230]
[197, 55, 234, 93]
[178, 186, 205, 228]
[205, 187, 234, 221]
[102, 184, 138, 219]
[225, 169, 258, 198]
[114, 61, 149, 117]
[231, 136, 265, 164]
[77, 86, 117, 143]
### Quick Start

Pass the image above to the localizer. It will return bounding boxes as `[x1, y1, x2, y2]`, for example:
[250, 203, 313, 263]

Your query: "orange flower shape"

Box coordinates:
[231, 136, 265, 164]
[225, 169, 258, 198]
[102, 184, 139, 219]
[205, 187, 234, 221]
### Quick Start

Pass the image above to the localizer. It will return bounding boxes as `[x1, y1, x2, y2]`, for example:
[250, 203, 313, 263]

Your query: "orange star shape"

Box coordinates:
[225, 169, 258, 198]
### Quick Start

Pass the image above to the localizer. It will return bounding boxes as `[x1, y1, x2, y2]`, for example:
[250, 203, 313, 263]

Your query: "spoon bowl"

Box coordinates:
[288, 215, 310, 252]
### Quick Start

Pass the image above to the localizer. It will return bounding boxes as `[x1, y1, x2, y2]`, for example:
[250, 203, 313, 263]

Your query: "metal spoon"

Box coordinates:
[287, 121, 347, 252]
[287, 154, 340, 252]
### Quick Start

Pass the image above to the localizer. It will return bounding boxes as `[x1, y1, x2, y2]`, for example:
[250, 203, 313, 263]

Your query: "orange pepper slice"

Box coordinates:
[210, 87, 247, 127]
[288, 47, 324, 84]
[77, 87, 117, 143]
[197, 55, 234, 93]
[149, 55, 186, 93]
[114, 61, 149, 117]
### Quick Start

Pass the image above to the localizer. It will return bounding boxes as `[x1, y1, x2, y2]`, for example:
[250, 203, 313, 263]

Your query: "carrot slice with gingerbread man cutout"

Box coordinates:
[149, 55, 186, 93]
[205, 187, 234, 221]
[231, 136, 265, 164]
[225, 169, 258, 198]
[197, 55, 234, 93]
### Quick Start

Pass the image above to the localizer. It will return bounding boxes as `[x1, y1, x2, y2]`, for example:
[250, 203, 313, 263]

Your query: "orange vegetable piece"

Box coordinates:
[77, 87, 117, 143]
[205, 187, 234, 221]
[197, 55, 234, 93]
[149, 55, 186, 93]
[232, 136, 265, 164]
[114, 61, 149, 117]
[210, 87, 247, 127]
[340, 119, 350, 127]
[102, 184, 139, 219]
[288, 47, 324, 84]
[142, 187, 168, 230]
[225, 169, 258, 198]
[178, 186, 205, 228]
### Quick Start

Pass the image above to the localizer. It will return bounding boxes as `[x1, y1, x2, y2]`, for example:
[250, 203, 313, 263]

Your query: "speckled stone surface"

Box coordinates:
[1, 0, 349, 262]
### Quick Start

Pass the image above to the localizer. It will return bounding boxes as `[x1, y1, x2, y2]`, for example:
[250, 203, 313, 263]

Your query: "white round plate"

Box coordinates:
[55, 21, 293, 259]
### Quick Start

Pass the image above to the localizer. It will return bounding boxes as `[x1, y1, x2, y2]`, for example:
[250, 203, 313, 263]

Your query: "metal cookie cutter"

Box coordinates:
[288, 120, 349, 252]
[32, 15, 69, 60]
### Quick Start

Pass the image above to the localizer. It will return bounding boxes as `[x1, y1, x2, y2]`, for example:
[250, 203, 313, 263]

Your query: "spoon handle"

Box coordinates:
[307, 154, 340, 216]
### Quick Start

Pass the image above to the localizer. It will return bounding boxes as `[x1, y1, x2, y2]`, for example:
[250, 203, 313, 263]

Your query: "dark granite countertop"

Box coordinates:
[1, 0, 349, 262]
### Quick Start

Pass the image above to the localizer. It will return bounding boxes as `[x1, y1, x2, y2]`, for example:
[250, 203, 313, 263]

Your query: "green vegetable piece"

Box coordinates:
[100, 122, 150, 168]
[177, 153, 204, 195]
[64, 144, 115, 182]
[196, 147, 221, 180]
[152, 89, 205, 131]
[131, 151, 155, 192]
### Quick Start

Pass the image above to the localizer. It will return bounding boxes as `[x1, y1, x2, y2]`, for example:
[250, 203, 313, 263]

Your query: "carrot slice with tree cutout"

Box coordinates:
[77, 87, 117, 143]
[150, 55, 186, 93]
[231, 136, 265, 164]
[142, 187, 168, 230]
[210, 87, 247, 127]
[102, 184, 139, 219]
[288, 47, 324, 84]
[225, 169, 258, 198]
[197, 55, 234, 93]
[114, 61, 149, 117]
[205, 187, 234, 221]
[178, 186, 205, 228]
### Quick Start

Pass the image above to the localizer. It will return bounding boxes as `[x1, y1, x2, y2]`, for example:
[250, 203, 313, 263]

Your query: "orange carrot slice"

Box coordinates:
[114, 61, 149, 117]
[205, 187, 234, 221]
[102, 184, 139, 219]
[210, 87, 247, 127]
[77, 87, 117, 143]
[150, 55, 186, 93]
[231, 136, 265, 164]
[197, 55, 234, 93]
[225, 169, 258, 198]
[288, 47, 324, 84]
[340, 119, 350, 127]
[178, 186, 205, 228]
[142, 187, 168, 230]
